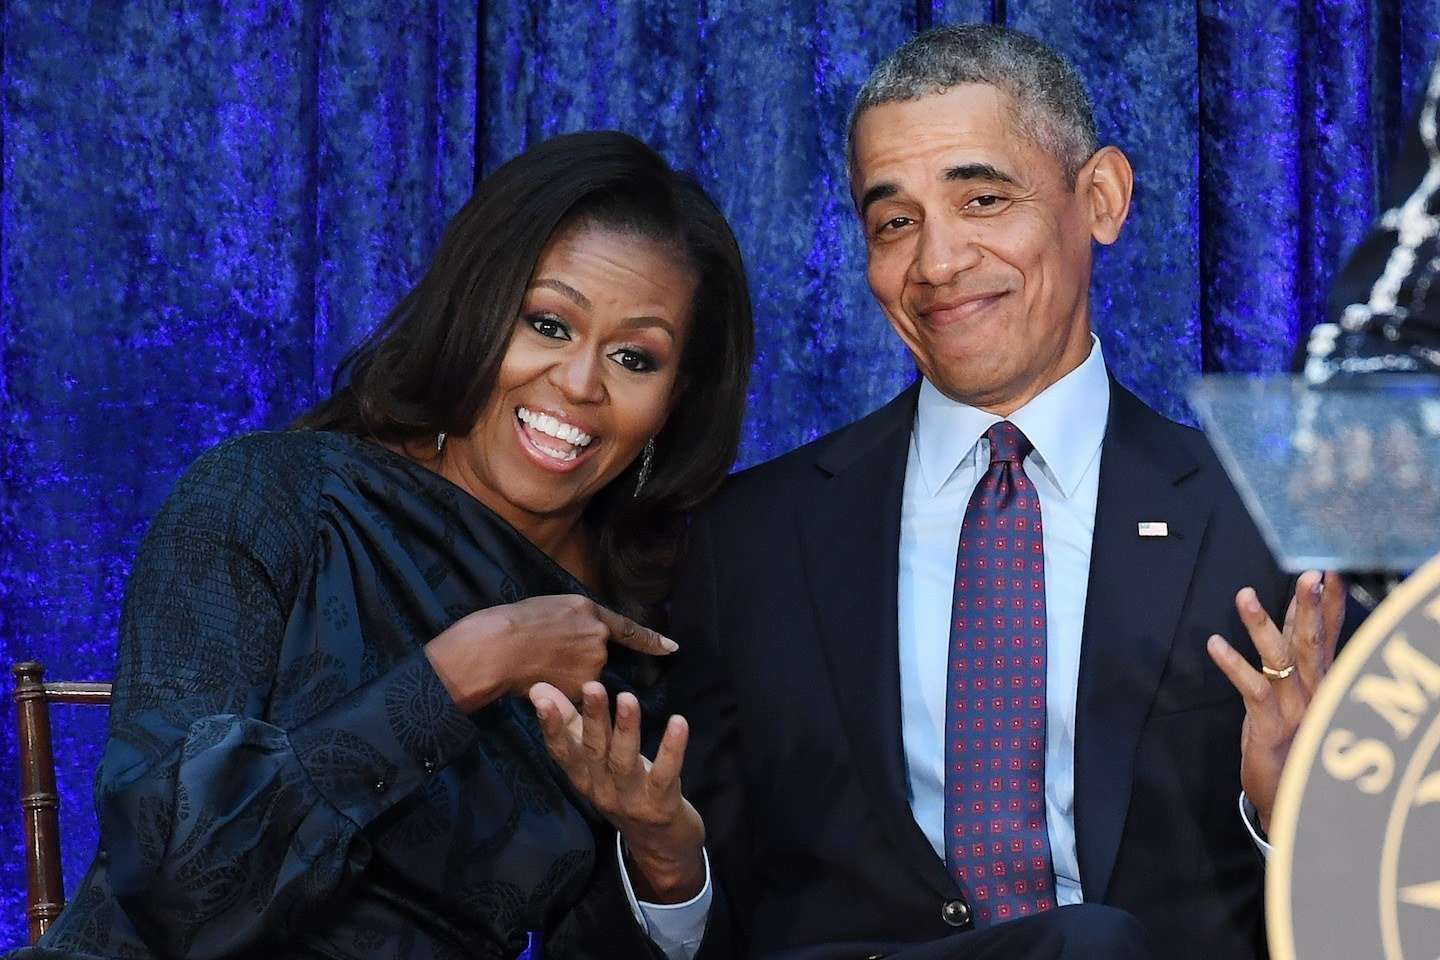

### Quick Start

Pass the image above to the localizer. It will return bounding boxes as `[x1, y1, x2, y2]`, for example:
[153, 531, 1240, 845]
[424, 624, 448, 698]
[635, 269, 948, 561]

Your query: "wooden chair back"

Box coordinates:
[11, 661, 112, 944]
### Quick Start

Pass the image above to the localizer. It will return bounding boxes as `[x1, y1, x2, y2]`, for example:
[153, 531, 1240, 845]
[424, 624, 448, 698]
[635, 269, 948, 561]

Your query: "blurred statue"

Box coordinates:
[1303, 56, 1440, 384]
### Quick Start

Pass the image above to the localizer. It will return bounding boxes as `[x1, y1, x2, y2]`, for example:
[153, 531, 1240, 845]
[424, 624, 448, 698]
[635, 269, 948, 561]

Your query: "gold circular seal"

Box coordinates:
[1268, 556, 1440, 959]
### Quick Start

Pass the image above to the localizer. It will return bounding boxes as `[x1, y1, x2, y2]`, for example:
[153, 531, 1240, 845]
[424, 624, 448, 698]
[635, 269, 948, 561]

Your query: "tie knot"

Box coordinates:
[984, 421, 1032, 466]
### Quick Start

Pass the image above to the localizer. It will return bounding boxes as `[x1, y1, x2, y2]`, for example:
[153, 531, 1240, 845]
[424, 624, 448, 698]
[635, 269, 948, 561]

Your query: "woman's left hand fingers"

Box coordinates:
[607, 692, 643, 779]
[649, 715, 689, 794]
[579, 681, 612, 761]
[532, 682, 688, 826]
[530, 682, 584, 773]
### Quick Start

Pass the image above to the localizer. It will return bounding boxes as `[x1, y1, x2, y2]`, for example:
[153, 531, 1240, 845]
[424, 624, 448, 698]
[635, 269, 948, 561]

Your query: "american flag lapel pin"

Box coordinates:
[1138, 521, 1169, 538]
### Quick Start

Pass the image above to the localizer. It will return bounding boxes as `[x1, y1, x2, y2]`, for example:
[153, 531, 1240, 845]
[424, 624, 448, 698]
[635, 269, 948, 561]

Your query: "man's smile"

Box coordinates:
[915, 290, 1010, 328]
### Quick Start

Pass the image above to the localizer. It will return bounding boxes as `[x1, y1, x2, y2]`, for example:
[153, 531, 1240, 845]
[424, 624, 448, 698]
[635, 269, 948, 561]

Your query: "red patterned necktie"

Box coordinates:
[943, 420, 1057, 927]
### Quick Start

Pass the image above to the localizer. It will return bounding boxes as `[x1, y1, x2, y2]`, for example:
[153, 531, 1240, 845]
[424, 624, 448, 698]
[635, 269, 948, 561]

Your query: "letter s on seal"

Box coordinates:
[1321, 729, 1394, 794]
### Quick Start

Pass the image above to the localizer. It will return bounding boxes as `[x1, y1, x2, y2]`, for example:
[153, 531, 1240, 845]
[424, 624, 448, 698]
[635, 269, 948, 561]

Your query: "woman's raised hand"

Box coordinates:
[530, 680, 707, 903]
[424, 594, 676, 712]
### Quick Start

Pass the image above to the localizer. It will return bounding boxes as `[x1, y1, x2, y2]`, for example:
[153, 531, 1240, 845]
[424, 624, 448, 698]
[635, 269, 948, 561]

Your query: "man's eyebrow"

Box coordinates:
[943, 163, 1018, 186]
[859, 163, 1018, 215]
[859, 183, 898, 215]
[533, 278, 592, 311]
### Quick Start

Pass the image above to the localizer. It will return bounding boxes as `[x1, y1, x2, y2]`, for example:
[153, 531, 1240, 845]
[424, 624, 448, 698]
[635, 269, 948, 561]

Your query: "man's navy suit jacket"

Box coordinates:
[664, 378, 1289, 960]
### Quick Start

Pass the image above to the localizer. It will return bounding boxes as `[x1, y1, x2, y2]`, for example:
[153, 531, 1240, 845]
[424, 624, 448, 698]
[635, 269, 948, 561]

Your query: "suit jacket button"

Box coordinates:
[941, 898, 971, 927]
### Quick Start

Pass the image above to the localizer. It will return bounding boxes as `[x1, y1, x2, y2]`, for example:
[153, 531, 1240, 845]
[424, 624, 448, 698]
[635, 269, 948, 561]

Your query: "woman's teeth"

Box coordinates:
[516, 407, 594, 461]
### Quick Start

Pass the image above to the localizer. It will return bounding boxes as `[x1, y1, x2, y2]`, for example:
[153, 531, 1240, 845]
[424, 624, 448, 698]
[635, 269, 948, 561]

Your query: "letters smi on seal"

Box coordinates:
[1321, 625, 1440, 795]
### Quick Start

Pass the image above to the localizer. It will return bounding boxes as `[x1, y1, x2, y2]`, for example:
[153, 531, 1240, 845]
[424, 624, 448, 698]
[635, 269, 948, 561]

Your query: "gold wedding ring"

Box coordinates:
[1262, 662, 1297, 681]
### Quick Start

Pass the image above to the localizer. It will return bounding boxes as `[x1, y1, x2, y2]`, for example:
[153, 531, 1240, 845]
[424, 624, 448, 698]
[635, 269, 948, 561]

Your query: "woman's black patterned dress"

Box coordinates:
[12, 431, 663, 960]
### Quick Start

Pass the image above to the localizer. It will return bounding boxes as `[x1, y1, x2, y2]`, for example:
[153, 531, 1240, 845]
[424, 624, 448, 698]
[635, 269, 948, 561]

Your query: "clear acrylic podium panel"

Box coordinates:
[1189, 375, 1440, 574]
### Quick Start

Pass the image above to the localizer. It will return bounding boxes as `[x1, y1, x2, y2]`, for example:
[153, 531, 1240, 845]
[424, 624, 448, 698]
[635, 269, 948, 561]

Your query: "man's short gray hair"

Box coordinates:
[847, 24, 1099, 187]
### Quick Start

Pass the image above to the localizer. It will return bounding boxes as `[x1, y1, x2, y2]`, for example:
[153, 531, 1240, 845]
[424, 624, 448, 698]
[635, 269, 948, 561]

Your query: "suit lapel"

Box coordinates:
[798, 382, 957, 899]
[1074, 381, 1215, 902]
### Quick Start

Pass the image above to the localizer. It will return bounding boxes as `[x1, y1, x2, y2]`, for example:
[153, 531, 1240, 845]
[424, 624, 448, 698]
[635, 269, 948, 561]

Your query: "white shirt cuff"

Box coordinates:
[616, 832, 712, 960]
[1238, 791, 1271, 858]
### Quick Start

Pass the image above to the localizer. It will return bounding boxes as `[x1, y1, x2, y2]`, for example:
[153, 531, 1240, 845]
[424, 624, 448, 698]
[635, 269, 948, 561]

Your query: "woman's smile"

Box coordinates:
[514, 405, 599, 470]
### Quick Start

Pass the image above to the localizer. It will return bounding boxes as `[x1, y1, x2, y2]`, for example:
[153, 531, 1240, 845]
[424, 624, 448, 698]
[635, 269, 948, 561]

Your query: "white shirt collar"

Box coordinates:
[912, 334, 1110, 499]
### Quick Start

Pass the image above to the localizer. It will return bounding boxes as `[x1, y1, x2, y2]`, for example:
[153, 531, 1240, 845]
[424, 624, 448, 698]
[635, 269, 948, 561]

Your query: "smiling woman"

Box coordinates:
[442, 222, 698, 585]
[301, 132, 753, 619]
[12, 132, 754, 960]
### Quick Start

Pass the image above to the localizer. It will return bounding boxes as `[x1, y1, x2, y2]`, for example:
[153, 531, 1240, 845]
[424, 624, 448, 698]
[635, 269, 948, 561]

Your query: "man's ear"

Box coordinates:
[1079, 146, 1134, 246]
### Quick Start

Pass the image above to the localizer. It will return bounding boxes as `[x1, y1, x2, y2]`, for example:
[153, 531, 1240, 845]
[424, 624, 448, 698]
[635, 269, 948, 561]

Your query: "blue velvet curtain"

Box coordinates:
[2, 0, 1437, 945]
[0, 2, 479, 940]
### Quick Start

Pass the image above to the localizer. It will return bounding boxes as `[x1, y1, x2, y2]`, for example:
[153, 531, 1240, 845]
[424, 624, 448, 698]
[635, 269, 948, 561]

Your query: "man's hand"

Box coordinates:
[1206, 570, 1345, 833]
[530, 680, 707, 903]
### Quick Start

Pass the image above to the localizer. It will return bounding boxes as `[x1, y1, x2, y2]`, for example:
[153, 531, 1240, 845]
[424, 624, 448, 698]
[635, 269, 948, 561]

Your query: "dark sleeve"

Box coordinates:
[96, 435, 479, 957]
[660, 508, 746, 960]
[567, 831, 668, 960]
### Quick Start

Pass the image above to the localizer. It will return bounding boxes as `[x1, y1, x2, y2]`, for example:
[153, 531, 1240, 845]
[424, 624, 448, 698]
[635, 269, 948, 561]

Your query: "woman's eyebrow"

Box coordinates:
[618, 316, 676, 342]
[533, 278, 592, 310]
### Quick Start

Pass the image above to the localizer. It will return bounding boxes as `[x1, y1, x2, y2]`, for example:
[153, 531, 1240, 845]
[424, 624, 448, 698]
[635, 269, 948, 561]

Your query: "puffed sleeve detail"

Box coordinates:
[96, 434, 479, 957]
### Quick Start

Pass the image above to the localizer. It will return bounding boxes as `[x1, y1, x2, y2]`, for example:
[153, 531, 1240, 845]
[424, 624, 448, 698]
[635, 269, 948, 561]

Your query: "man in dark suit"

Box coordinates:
[660, 22, 1347, 960]
[533, 23, 1345, 960]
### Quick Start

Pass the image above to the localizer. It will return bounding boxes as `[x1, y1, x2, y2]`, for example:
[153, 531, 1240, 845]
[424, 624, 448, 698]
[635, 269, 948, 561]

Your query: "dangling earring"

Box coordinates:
[435, 431, 447, 455]
[633, 437, 656, 497]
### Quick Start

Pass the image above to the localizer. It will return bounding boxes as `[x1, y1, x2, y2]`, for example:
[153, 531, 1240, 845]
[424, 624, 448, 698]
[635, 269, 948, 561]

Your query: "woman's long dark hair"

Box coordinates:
[294, 132, 754, 621]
